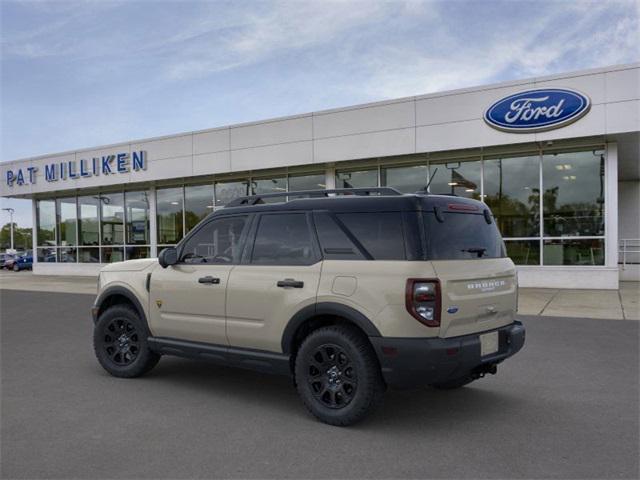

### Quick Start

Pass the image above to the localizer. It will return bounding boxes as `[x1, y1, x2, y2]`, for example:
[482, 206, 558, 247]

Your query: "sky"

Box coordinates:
[1, 0, 639, 228]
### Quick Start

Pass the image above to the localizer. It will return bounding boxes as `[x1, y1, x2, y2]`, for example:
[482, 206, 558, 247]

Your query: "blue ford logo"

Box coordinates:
[484, 88, 590, 133]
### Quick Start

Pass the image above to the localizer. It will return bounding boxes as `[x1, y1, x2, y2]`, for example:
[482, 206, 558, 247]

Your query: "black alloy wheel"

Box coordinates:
[93, 304, 160, 378]
[307, 343, 358, 409]
[101, 318, 140, 366]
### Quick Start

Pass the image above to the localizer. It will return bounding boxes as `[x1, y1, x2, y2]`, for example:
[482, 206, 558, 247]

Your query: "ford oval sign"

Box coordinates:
[484, 88, 591, 133]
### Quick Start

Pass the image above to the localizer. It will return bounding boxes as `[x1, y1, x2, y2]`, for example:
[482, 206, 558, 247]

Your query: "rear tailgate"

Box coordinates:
[432, 258, 517, 338]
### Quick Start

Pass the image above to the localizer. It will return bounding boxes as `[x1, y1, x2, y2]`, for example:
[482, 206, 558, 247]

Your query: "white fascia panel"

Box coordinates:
[314, 128, 415, 164]
[313, 101, 415, 139]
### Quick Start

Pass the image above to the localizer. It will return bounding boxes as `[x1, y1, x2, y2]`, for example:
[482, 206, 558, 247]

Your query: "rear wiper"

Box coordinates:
[462, 247, 487, 258]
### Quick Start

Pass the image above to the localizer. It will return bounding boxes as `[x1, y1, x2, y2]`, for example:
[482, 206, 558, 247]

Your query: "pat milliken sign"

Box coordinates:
[5, 151, 147, 187]
[484, 88, 591, 133]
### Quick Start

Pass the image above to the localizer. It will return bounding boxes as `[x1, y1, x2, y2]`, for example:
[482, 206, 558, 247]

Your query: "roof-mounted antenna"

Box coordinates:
[416, 167, 438, 194]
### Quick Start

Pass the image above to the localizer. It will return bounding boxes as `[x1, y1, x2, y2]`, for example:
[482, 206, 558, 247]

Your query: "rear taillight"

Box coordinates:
[405, 279, 441, 327]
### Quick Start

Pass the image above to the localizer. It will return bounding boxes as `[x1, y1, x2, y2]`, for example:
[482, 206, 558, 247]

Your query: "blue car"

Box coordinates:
[13, 253, 33, 271]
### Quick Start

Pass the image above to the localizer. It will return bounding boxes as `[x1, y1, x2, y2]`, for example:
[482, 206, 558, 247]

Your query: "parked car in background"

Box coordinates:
[2, 253, 17, 270]
[12, 252, 33, 271]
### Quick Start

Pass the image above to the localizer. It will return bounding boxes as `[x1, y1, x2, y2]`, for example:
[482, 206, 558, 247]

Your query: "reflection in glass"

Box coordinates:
[102, 247, 124, 263]
[505, 240, 540, 265]
[252, 177, 287, 203]
[429, 160, 481, 199]
[37, 200, 56, 246]
[78, 247, 100, 263]
[126, 246, 150, 260]
[58, 247, 77, 263]
[125, 191, 150, 245]
[215, 180, 249, 207]
[78, 196, 100, 246]
[336, 169, 378, 189]
[381, 164, 428, 193]
[185, 184, 214, 232]
[56, 198, 77, 246]
[157, 187, 184, 244]
[288, 173, 325, 192]
[542, 150, 605, 237]
[37, 247, 57, 262]
[543, 239, 604, 265]
[484, 155, 540, 238]
[101, 193, 124, 245]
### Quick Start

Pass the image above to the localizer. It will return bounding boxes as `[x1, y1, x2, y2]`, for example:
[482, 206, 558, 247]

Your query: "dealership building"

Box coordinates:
[1, 63, 638, 289]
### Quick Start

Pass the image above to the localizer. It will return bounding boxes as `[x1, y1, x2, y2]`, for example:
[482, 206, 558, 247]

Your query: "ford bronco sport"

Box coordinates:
[92, 187, 525, 426]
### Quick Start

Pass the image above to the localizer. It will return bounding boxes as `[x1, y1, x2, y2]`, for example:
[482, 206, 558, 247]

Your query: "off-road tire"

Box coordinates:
[431, 376, 475, 390]
[93, 304, 160, 378]
[295, 325, 384, 426]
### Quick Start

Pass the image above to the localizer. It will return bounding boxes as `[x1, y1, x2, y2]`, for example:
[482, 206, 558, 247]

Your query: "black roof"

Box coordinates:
[216, 189, 487, 216]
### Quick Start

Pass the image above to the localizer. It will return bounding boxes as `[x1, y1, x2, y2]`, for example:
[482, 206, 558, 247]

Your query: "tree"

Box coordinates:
[0, 223, 32, 251]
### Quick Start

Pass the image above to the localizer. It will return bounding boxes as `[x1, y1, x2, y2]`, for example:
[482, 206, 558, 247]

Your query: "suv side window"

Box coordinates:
[313, 212, 366, 260]
[251, 213, 318, 265]
[336, 212, 406, 260]
[180, 215, 248, 264]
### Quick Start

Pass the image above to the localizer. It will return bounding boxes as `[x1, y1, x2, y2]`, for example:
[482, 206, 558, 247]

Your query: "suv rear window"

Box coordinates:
[424, 212, 505, 260]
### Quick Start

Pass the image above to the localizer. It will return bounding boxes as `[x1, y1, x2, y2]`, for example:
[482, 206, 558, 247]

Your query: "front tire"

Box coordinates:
[12, 264, 19, 272]
[93, 304, 160, 378]
[295, 325, 384, 426]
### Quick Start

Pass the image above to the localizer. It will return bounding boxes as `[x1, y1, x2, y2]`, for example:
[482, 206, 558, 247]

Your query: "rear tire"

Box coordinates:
[12, 264, 19, 272]
[431, 376, 474, 390]
[93, 304, 160, 378]
[294, 325, 384, 426]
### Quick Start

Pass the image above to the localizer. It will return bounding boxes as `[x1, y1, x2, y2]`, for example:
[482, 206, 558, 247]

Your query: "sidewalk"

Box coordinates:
[1, 271, 638, 320]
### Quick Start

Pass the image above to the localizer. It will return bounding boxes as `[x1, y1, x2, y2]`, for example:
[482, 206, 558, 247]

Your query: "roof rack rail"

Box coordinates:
[225, 187, 403, 208]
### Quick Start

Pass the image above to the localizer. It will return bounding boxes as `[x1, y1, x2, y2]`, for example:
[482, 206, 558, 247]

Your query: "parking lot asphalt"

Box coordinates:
[1, 289, 638, 479]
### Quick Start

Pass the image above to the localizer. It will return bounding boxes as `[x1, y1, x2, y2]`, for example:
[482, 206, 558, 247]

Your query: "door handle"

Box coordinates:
[198, 276, 220, 285]
[277, 279, 304, 288]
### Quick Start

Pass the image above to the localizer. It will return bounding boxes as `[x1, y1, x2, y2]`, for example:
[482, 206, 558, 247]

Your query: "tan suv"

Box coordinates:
[92, 188, 525, 426]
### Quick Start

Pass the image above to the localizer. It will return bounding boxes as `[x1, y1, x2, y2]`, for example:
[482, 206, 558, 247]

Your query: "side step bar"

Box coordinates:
[147, 337, 291, 376]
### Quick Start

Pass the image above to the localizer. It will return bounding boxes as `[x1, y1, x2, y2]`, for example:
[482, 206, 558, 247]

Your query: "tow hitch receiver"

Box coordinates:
[472, 363, 498, 379]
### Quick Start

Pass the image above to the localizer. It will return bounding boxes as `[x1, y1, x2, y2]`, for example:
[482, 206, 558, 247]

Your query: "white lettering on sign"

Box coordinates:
[504, 97, 565, 124]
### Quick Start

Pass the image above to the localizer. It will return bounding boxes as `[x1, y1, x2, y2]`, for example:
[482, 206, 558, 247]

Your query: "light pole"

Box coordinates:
[2, 207, 15, 251]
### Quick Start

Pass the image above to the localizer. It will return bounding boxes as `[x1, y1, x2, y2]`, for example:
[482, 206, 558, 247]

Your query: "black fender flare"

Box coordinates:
[281, 302, 381, 354]
[93, 286, 148, 327]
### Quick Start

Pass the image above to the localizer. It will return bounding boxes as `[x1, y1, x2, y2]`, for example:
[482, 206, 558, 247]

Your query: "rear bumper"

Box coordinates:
[370, 321, 525, 389]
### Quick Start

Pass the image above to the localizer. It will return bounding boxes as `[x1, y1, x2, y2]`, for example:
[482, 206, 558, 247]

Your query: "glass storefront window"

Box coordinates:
[543, 239, 604, 266]
[288, 173, 325, 191]
[336, 169, 378, 189]
[157, 187, 184, 244]
[251, 176, 286, 203]
[126, 246, 150, 260]
[100, 193, 124, 245]
[56, 197, 77, 246]
[36, 200, 56, 246]
[36, 246, 56, 263]
[429, 160, 481, 199]
[185, 184, 214, 232]
[214, 180, 249, 207]
[78, 247, 100, 263]
[542, 150, 605, 237]
[58, 247, 77, 263]
[483, 155, 540, 238]
[381, 164, 429, 193]
[125, 191, 150, 245]
[505, 240, 540, 266]
[78, 196, 100, 246]
[102, 247, 124, 263]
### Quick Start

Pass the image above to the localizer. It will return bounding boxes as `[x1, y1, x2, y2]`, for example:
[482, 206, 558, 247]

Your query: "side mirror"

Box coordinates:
[158, 247, 178, 268]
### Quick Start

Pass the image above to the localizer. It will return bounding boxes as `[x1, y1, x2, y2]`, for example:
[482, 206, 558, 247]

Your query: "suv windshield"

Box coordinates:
[424, 212, 505, 260]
